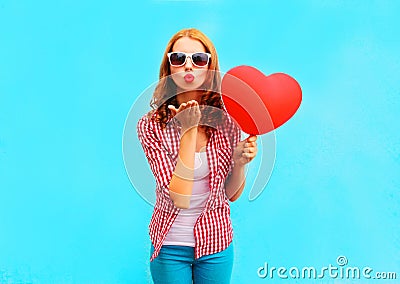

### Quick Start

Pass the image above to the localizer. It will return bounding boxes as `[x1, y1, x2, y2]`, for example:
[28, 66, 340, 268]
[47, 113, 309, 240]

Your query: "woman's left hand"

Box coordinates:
[232, 135, 258, 167]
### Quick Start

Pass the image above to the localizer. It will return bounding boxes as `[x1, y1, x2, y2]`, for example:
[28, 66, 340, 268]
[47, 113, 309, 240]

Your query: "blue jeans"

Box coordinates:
[150, 243, 234, 284]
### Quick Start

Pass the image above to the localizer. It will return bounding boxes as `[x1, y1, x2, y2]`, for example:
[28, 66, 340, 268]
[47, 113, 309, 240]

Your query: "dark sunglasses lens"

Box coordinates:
[192, 53, 209, 66]
[170, 53, 186, 66]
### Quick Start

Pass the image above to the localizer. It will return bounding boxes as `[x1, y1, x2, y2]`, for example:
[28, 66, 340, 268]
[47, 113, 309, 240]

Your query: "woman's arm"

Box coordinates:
[137, 100, 201, 209]
[225, 135, 258, 201]
[225, 163, 246, 202]
[168, 126, 197, 209]
[167, 100, 201, 209]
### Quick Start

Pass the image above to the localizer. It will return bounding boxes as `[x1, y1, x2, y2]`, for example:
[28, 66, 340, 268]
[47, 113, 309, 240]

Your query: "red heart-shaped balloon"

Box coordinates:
[221, 66, 302, 135]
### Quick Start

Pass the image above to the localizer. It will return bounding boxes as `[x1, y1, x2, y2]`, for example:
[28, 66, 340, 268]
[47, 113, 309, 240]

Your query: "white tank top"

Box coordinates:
[164, 151, 210, 247]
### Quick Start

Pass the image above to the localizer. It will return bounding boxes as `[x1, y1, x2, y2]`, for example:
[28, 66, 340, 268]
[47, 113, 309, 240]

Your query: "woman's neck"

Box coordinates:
[176, 90, 202, 105]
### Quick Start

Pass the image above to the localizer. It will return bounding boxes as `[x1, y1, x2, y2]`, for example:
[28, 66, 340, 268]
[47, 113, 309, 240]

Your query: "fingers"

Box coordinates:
[238, 137, 257, 152]
[246, 135, 257, 142]
[168, 105, 178, 115]
[183, 101, 201, 122]
[244, 141, 257, 150]
[233, 135, 258, 166]
[177, 102, 187, 112]
[170, 100, 201, 131]
[182, 100, 199, 112]
[238, 135, 257, 145]
[169, 100, 199, 115]
[240, 137, 258, 161]
[242, 148, 257, 158]
[243, 146, 257, 153]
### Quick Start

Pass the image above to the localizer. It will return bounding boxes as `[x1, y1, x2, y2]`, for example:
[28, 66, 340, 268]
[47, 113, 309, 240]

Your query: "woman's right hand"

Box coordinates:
[168, 100, 201, 132]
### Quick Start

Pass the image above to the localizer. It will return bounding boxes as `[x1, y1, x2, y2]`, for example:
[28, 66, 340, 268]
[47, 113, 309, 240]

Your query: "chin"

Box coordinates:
[176, 80, 205, 92]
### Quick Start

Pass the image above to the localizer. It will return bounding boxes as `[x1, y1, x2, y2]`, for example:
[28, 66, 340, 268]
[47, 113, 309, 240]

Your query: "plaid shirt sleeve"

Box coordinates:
[136, 114, 175, 198]
[226, 115, 242, 177]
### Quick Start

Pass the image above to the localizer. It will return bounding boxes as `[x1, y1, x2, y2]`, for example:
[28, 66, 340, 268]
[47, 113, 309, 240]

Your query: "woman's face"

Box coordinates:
[169, 37, 209, 92]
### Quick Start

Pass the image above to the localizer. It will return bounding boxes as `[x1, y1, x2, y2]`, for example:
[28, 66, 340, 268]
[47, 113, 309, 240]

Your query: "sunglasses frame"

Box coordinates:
[167, 52, 211, 68]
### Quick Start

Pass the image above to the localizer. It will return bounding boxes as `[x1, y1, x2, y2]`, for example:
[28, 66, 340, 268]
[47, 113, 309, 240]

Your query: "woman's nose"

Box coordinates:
[184, 55, 193, 69]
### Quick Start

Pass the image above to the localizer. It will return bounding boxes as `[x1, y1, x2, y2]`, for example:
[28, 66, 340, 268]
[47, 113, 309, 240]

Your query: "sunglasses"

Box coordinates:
[167, 52, 211, 68]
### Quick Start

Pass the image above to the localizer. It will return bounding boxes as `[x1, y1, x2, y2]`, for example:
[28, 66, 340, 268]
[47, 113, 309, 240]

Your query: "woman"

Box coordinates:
[137, 28, 257, 283]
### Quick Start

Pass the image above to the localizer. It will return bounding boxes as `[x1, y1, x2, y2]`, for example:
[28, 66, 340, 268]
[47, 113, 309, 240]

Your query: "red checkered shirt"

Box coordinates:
[137, 110, 242, 261]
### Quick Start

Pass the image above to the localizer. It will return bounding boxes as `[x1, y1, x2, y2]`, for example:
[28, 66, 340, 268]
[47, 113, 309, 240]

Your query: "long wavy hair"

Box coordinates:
[149, 28, 225, 138]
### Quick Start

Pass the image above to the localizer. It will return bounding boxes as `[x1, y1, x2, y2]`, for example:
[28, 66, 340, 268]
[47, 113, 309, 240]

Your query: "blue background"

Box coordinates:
[1, 0, 399, 283]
